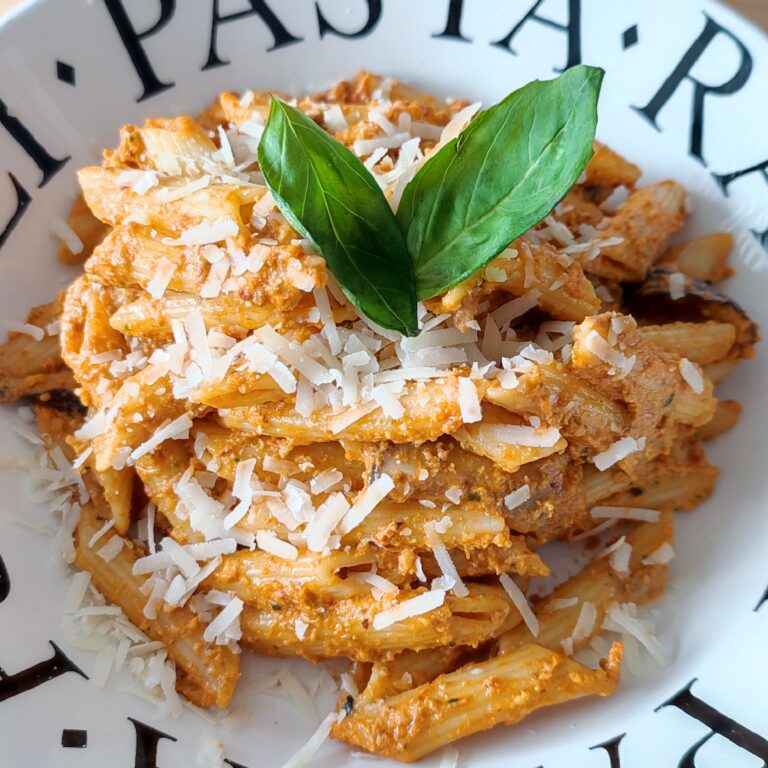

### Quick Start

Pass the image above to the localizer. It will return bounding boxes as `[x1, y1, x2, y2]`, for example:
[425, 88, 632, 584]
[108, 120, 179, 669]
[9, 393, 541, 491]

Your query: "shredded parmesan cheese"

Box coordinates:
[457, 377, 482, 423]
[146, 257, 176, 299]
[592, 436, 647, 471]
[669, 272, 686, 300]
[642, 542, 675, 565]
[372, 589, 446, 630]
[499, 574, 539, 637]
[339, 474, 394, 534]
[504, 484, 531, 511]
[679, 357, 704, 394]
[590, 506, 659, 522]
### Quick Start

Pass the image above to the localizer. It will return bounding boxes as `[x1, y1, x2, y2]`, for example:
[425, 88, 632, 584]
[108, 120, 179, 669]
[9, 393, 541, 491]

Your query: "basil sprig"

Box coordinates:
[257, 65, 603, 333]
[257, 99, 418, 336]
[399, 64, 604, 300]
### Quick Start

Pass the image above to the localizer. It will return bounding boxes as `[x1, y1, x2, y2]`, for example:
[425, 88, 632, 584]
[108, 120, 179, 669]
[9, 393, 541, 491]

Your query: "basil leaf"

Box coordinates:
[398, 64, 605, 301]
[257, 99, 418, 336]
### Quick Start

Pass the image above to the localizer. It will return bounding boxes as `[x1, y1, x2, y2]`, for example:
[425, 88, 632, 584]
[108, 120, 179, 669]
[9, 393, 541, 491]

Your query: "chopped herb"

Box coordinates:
[630, 487, 644, 497]
[343, 695, 354, 716]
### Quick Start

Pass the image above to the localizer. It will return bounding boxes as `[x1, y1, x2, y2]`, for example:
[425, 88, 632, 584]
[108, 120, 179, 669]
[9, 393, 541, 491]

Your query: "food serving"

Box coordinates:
[0, 67, 758, 764]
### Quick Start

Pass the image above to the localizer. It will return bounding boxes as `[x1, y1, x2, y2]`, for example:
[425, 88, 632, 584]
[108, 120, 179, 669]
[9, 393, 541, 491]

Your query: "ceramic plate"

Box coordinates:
[0, 1, 767, 766]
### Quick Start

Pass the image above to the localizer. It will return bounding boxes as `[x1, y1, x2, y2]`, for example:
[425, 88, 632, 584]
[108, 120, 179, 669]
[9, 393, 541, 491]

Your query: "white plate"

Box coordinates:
[0, 1, 767, 767]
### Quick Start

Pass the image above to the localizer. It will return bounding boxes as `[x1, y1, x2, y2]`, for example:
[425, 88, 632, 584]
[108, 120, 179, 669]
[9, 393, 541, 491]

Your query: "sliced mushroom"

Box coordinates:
[626, 269, 758, 360]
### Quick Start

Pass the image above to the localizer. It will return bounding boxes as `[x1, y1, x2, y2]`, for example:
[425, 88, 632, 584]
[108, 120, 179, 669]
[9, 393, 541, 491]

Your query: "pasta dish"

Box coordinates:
[0, 70, 758, 764]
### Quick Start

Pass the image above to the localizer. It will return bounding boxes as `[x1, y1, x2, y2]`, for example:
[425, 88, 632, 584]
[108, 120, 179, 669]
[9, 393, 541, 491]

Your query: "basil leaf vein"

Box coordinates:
[257, 99, 418, 336]
[398, 65, 605, 301]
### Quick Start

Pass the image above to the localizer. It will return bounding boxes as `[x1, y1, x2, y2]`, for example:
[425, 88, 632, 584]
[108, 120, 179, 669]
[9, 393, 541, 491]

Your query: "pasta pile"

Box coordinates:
[0, 72, 758, 763]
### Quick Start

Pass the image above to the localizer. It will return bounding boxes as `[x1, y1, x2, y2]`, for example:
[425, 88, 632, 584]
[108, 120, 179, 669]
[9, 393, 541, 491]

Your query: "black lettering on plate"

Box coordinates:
[755, 584, 768, 612]
[632, 14, 752, 166]
[0, 96, 68, 252]
[316, 0, 381, 39]
[590, 733, 625, 767]
[0, 553, 8, 602]
[61, 729, 88, 748]
[0, 97, 70, 185]
[678, 730, 717, 768]
[0, 173, 31, 251]
[493, 0, 582, 72]
[103, 0, 176, 102]
[0, 641, 87, 703]
[204, 0, 302, 70]
[657, 678, 768, 762]
[712, 158, 768, 252]
[129, 718, 177, 768]
[433, 0, 471, 42]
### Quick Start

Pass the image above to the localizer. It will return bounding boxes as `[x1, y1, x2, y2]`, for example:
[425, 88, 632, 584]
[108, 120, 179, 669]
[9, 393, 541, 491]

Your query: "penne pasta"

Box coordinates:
[240, 583, 518, 662]
[332, 641, 622, 761]
[656, 232, 733, 282]
[74, 499, 240, 708]
[576, 181, 688, 281]
[499, 511, 673, 654]
[639, 321, 735, 365]
[4, 71, 757, 761]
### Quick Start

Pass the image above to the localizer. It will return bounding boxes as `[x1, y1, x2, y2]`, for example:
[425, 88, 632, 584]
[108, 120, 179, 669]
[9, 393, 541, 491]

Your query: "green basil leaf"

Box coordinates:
[257, 99, 418, 336]
[398, 64, 605, 301]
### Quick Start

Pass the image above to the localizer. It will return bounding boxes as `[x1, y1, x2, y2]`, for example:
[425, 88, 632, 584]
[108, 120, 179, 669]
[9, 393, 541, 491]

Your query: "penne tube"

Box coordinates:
[90, 367, 198, 472]
[332, 641, 622, 762]
[695, 399, 741, 441]
[87, 224, 209, 294]
[486, 362, 629, 455]
[59, 276, 128, 407]
[90, 465, 135, 535]
[425, 539, 549, 579]
[190, 370, 288, 409]
[106, 117, 218, 170]
[87, 223, 327, 318]
[429, 238, 600, 325]
[703, 358, 741, 385]
[656, 232, 733, 283]
[108, 292, 297, 337]
[134, 439, 197, 540]
[344, 499, 509, 551]
[354, 646, 469, 704]
[584, 142, 641, 191]
[78, 165, 263, 231]
[75, 500, 240, 708]
[205, 548, 397, 605]
[570, 313, 716, 473]
[577, 181, 688, 281]
[638, 321, 735, 365]
[604, 458, 718, 513]
[499, 511, 673, 655]
[345, 439, 589, 545]
[0, 332, 74, 402]
[453, 406, 567, 473]
[218, 375, 471, 444]
[582, 464, 634, 507]
[199, 424, 362, 491]
[240, 583, 517, 662]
